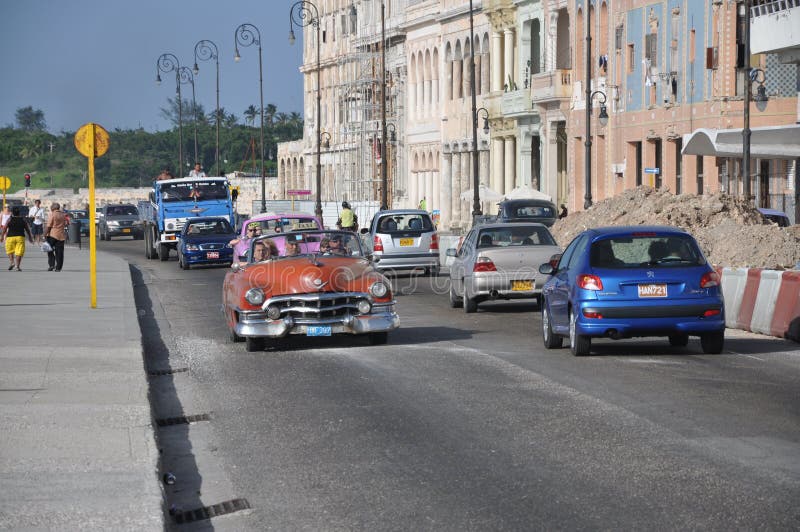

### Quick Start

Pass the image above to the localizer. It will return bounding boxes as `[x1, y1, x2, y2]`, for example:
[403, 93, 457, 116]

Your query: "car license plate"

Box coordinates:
[638, 284, 667, 298]
[511, 280, 533, 291]
[399, 238, 414, 246]
[122, 228, 131, 233]
[206, 251, 219, 259]
[307, 325, 332, 336]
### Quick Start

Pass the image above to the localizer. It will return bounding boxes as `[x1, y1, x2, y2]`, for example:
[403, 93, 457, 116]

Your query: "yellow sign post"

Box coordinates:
[74, 123, 109, 309]
[0, 176, 10, 209]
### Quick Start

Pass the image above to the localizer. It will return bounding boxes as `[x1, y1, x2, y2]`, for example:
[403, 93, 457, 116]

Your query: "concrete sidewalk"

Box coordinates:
[0, 242, 162, 530]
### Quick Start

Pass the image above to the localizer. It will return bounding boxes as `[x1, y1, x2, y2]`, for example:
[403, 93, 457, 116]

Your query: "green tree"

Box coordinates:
[243, 105, 258, 126]
[15, 106, 47, 132]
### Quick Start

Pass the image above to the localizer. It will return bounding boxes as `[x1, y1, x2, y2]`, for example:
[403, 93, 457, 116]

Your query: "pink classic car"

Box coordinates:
[232, 212, 323, 261]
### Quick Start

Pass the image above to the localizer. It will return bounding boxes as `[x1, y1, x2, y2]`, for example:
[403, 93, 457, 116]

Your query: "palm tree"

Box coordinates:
[243, 105, 258, 127]
[264, 103, 277, 127]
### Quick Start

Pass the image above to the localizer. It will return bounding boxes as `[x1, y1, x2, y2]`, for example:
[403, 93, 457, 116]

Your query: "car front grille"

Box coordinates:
[265, 292, 370, 321]
[200, 243, 226, 251]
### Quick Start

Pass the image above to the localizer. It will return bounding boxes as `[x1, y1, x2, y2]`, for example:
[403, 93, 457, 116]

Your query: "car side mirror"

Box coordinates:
[360, 227, 369, 235]
[548, 253, 562, 269]
[539, 263, 554, 275]
[148, 192, 155, 203]
[445, 248, 457, 257]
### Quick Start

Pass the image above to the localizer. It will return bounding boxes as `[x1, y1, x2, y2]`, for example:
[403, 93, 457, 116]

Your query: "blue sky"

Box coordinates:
[0, 0, 304, 133]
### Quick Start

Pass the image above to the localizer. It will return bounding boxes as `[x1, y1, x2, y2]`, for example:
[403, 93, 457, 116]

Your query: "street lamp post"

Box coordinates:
[194, 39, 221, 176]
[468, 0, 482, 221]
[585, 89, 608, 208]
[178, 66, 199, 167]
[290, 1, 323, 220]
[156, 53, 183, 174]
[584, 19, 594, 210]
[235, 23, 266, 213]
[379, 1, 389, 210]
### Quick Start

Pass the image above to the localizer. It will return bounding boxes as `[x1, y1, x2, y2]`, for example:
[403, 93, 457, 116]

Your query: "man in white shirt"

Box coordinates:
[189, 163, 206, 177]
[29, 199, 45, 243]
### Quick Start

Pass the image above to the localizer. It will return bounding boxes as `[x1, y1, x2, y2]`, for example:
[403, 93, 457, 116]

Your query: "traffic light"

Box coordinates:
[24, 173, 31, 187]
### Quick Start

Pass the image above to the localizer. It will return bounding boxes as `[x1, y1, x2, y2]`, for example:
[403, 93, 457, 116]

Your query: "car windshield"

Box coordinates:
[590, 234, 705, 268]
[159, 181, 229, 202]
[245, 217, 320, 234]
[185, 219, 233, 235]
[248, 230, 364, 263]
[107, 205, 139, 216]
[376, 213, 433, 232]
[69, 211, 88, 218]
[511, 205, 555, 218]
[477, 226, 557, 248]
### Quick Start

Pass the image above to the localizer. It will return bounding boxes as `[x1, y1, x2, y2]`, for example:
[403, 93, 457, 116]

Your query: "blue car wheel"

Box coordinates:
[569, 309, 591, 356]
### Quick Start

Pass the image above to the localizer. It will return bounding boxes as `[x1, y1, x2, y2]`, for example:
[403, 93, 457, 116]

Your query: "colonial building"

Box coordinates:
[279, 0, 799, 229]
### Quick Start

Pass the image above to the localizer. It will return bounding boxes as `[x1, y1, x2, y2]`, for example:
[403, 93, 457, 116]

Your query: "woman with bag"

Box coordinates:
[44, 202, 67, 272]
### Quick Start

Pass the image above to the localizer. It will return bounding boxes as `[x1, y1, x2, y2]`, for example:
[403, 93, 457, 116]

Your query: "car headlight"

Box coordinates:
[265, 304, 281, 320]
[185, 243, 199, 251]
[369, 281, 388, 298]
[356, 299, 372, 314]
[245, 288, 265, 305]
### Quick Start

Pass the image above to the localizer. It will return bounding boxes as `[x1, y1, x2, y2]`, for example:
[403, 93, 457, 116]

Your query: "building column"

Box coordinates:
[417, 76, 424, 119]
[503, 28, 515, 90]
[426, 170, 434, 211]
[491, 137, 504, 204]
[479, 147, 491, 213]
[453, 60, 463, 99]
[423, 76, 431, 119]
[474, 54, 482, 95]
[433, 170, 441, 219]
[441, 152, 452, 227]
[462, 56, 471, 100]
[409, 168, 418, 208]
[451, 152, 462, 226]
[481, 52, 490, 94]
[548, 12, 559, 72]
[491, 31, 503, 92]
[520, 131, 532, 187]
[431, 77, 439, 109]
[461, 149, 471, 223]
[445, 59, 453, 101]
[504, 136, 516, 193]
[409, 78, 417, 121]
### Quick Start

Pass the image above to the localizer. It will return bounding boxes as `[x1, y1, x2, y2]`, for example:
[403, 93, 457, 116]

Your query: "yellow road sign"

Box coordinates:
[0, 176, 10, 191]
[74, 123, 110, 158]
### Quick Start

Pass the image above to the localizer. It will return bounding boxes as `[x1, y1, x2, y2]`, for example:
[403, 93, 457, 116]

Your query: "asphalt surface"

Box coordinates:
[2, 236, 799, 531]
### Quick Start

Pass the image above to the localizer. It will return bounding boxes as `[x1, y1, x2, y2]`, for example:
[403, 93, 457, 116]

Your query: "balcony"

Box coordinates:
[530, 69, 573, 104]
[751, 0, 800, 55]
[501, 89, 534, 117]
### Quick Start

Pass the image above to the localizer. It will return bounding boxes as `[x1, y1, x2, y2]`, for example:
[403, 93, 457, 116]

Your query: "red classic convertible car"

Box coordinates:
[222, 230, 400, 351]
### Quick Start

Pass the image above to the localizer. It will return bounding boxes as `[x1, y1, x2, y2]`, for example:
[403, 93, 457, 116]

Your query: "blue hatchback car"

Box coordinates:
[177, 217, 236, 270]
[539, 226, 725, 356]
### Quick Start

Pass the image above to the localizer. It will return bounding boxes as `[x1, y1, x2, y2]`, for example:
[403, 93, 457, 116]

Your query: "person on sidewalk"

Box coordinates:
[1, 206, 33, 271]
[44, 202, 67, 272]
[336, 201, 358, 232]
[0, 205, 10, 232]
[29, 199, 45, 244]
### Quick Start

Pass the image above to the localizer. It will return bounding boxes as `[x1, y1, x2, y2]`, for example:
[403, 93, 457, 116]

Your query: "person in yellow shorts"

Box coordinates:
[1, 206, 33, 271]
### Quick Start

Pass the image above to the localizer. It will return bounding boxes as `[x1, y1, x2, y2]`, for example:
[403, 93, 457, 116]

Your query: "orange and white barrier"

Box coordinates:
[721, 267, 800, 341]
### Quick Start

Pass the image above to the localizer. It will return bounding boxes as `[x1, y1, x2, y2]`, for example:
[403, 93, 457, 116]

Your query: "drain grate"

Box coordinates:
[172, 498, 250, 524]
[155, 413, 210, 427]
[147, 367, 189, 377]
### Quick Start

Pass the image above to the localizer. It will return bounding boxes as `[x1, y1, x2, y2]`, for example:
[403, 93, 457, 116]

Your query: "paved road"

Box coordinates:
[104, 238, 800, 531]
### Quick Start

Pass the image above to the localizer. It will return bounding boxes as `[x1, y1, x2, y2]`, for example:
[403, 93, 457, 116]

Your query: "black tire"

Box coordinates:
[669, 333, 689, 347]
[229, 327, 243, 343]
[159, 244, 169, 261]
[463, 293, 478, 313]
[700, 331, 724, 354]
[179, 253, 190, 270]
[245, 336, 264, 352]
[368, 332, 388, 345]
[100, 225, 107, 241]
[569, 309, 591, 356]
[449, 284, 462, 308]
[145, 228, 156, 259]
[542, 302, 563, 349]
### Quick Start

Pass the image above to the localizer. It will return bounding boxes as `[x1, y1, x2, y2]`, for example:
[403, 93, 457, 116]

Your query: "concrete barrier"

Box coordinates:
[721, 268, 749, 329]
[750, 270, 783, 335]
[734, 268, 763, 331]
[771, 271, 800, 341]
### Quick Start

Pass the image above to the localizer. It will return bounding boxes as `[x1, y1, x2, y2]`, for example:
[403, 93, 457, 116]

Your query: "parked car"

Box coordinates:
[447, 223, 561, 313]
[490, 199, 558, 227]
[177, 217, 236, 269]
[98, 204, 143, 240]
[222, 230, 399, 352]
[757, 207, 791, 227]
[66, 210, 90, 236]
[231, 212, 323, 261]
[538, 226, 725, 356]
[361, 209, 440, 276]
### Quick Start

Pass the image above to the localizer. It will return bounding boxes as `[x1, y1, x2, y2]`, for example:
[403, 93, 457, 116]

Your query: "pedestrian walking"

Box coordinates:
[336, 201, 358, 232]
[29, 199, 45, 244]
[1, 205, 11, 232]
[2, 206, 33, 271]
[418, 197, 427, 211]
[44, 202, 67, 272]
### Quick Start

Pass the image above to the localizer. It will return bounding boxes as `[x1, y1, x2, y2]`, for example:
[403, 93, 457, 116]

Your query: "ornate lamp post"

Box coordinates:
[468, 0, 483, 222]
[289, 0, 323, 220]
[194, 39, 221, 176]
[585, 89, 608, 207]
[178, 66, 199, 167]
[156, 53, 183, 174]
[742, 0, 769, 201]
[235, 23, 266, 213]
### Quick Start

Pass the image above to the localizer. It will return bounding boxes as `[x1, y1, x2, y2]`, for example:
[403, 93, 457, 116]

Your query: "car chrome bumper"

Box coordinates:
[234, 303, 399, 338]
[469, 274, 546, 298]
[374, 253, 439, 271]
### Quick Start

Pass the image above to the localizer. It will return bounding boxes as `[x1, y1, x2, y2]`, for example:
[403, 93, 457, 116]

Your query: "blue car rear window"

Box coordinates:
[590, 235, 705, 268]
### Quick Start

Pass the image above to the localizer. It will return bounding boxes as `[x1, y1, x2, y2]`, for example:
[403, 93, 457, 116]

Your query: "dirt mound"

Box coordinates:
[550, 186, 800, 269]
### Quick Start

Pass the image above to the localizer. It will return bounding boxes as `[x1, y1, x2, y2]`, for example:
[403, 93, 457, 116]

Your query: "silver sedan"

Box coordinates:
[447, 223, 562, 313]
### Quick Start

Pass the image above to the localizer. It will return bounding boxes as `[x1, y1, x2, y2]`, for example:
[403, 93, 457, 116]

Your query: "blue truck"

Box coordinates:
[139, 177, 235, 261]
